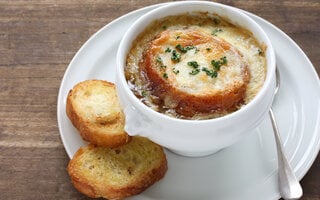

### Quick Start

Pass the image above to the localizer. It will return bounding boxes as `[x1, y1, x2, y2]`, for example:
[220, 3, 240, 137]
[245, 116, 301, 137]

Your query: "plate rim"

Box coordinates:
[242, 10, 320, 181]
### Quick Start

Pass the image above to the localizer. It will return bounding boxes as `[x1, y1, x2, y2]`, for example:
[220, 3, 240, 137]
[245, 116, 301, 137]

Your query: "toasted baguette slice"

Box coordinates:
[68, 137, 168, 200]
[66, 80, 130, 148]
[142, 29, 250, 116]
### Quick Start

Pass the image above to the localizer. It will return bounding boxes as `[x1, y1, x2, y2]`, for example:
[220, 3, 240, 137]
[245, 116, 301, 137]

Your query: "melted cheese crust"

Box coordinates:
[147, 29, 248, 95]
[125, 13, 266, 119]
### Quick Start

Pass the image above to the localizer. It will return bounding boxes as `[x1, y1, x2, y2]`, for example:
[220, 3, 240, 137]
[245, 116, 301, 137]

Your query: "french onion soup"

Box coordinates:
[125, 12, 267, 119]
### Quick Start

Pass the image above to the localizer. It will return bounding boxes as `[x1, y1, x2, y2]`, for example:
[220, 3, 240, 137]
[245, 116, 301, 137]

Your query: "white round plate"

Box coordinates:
[57, 3, 320, 200]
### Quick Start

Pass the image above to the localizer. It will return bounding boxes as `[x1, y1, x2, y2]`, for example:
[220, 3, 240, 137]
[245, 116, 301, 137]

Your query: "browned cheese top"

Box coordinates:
[125, 13, 266, 119]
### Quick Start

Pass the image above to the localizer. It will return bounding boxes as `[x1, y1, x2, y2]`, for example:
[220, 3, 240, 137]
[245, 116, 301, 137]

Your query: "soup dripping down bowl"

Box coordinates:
[116, 1, 276, 157]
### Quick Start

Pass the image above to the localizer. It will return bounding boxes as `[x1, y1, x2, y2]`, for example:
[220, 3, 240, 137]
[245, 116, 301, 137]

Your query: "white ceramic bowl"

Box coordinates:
[116, 1, 276, 157]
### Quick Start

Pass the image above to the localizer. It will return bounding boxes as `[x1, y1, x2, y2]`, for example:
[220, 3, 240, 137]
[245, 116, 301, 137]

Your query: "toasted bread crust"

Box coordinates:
[68, 137, 168, 200]
[66, 80, 130, 148]
[141, 29, 250, 116]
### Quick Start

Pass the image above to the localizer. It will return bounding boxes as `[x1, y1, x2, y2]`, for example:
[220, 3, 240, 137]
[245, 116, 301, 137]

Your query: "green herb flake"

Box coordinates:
[211, 60, 221, 70]
[176, 35, 180, 40]
[156, 57, 163, 63]
[211, 56, 227, 70]
[171, 50, 181, 62]
[258, 49, 264, 56]
[202, 56, 227, 78]
[162, 25, 167, 30]
[163, 73, 168, 79]
[165, 47, 171, 53]
[189, 68, 200, 75]
[212, 28, 223, 36]
[176, 44, 185, 52]
[206, 48, 211, 51]
[176, 44, 187, 53]
[220, 56, 227, 65]
[172, 68, 179, 74]
[175, 44, 196, 53]
[187, 61, 199, 68]
[141, 90, 147, 97]
[212, 70, 218, 78]
[160, 65, 167, 69]
[202, 67, 218, 78]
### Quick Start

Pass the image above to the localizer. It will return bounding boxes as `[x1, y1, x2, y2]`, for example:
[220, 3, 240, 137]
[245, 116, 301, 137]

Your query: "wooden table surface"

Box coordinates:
[0, 0, 319, 199]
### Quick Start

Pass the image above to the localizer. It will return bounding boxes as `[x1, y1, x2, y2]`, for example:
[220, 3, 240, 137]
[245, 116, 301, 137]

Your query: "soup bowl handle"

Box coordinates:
[123, 105, 155, 137]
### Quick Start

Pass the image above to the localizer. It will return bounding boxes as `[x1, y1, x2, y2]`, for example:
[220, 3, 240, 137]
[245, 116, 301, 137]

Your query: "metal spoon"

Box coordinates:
[269, 68, 303, 199]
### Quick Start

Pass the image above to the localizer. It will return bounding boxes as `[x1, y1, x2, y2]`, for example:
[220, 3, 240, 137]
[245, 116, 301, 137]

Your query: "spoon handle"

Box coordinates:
[269, 108, 303, 199]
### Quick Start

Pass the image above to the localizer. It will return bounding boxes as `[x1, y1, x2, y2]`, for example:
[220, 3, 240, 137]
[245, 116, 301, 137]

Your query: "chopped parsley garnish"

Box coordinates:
[206, 48, 211, 51]
[165, 47, 171, 53]
[141, 90, 147, 97]
[211, 60, 221, 70]
[172, 68, 179, 74]
[189, 68, 200, 75]
[156, 56, 166, 69]
[258, 49, 264, 56]
[187, 61, 200, 75]
[187, 61, 199, 68]
[156, 56, 163, 63]
[212, 28, 223, 36]
[212, 70, 218, 78]
[163, 73, 168, 79]
[202, 67, 218, 78]
[176, 44, 196, 53]
[176, 35, 180, 40]
[160, 65, 167, 69]
[162, 25, 167, 30]
[220, 56, 227, 64]
[201, 56, 228, 78]
[211, 56, 227, 70]
[176, 44, 187, 53]
[171, 50, 181, 62]
[155, 56, 168, 69]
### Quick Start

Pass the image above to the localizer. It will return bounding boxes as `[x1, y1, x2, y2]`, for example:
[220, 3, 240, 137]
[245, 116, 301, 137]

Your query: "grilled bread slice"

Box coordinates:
[66, 80, 130, 148]
[141, 29, 250, 116]
[68, 136, 168, 200]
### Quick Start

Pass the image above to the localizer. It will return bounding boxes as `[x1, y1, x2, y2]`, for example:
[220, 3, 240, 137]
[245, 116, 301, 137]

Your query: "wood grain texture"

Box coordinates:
[0, 0, 319, 199]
